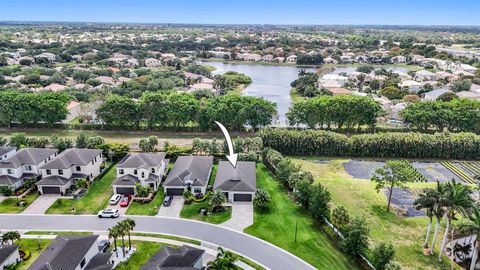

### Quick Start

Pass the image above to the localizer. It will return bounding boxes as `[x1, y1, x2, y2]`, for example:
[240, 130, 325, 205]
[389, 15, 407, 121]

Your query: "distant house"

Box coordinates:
[214, 161, 256, 202]
[163, 156, 213, 196]
[415, 70, 436, 82]
[0, 148, 58, 191]
[262, 54, 274, 62]
[112, 153, 168, 195]
[63, 101, 82, 124]
[0, 245, 20, 270]
[37, 149, 103, 195]
[28, 235, 113, 270]
[423, 88, 453, 101]
[0, 147, 16, 161]
[286, 55, 297, 64]
[34, 52, 56, 63]
[43, 83, 66, 92]
[391, 55, 407, 64]
[329, 87, 353, 96]
[144, 58, 162, 68]
[400, 80, 424, 93]
[323, 57, 338, 64]
[140, 245, 204, 270]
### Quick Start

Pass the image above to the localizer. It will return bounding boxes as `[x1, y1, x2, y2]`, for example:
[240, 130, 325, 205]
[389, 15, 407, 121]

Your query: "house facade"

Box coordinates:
[36, 149, 103, 195]
[163, 156, 213, 196]
[214, 161, 256, 202]
[112, 153, 168, 195]
[0, 245, 20, 270]
[0, 147, 16, 162]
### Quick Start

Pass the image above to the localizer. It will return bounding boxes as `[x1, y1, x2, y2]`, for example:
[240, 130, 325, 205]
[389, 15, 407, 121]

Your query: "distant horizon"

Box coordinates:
[1, 0, 480, 26]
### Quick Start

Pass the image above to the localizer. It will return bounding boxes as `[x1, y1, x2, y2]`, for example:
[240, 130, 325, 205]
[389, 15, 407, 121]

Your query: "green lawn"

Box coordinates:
[15, 239, 52, 270]
[293, 158, 455, 270]
[115, 241, 170, 270]
[46, 165, 116, 214]
[24, 231, 92, 235]
[0, 192, 39, 213]
[129, 232, 201, 245]
[208, 165, 218, 186]
[126, 189, 165, 216]
[290, 88, 305, 104]
[245, 164, 357, 270]
[180, 201, 232, 224]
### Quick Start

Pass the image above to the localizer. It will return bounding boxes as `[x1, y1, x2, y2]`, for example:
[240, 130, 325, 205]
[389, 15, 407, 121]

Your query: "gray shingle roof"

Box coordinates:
[0, 175, 22, 186]
[140, 245, 204, 270]
[40, 149, 102, 170]
[214, 161, 256, 192]
[28, 235, 99, 270]
[0, 245, 19, 266]
[112, 174, 140, 186]
[117, 153, 165, 169]
[164, 156, 213, 188]
[0, 148, 58, 169]
[36, 176, 71, 186]
[0, 147, 15, 158]
[85, 253, 113, 270]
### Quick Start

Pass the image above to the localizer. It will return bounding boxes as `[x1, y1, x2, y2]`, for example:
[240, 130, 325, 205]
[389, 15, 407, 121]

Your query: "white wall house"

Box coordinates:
[144, 58, 162, 68]
[112, 153, 168, 195]
[0, 245, 20, 270]
[164, 156, 213, 196]
[0, 147, 16, 162]
[36, 149, 103, 195]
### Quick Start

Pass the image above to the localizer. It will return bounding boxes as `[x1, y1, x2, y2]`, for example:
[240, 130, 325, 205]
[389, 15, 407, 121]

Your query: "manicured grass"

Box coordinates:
[180, 201, 232, 224]
[129, 232, 201, 245]
[126, 189, 165, 216]
[290, 88, 305, 104]
[0, 192, 39, 213]
[15, 239, 52, 270]
[46, 165, 116, 214]
[293, 158, 455, 270]
[24, 231, 93, 235]
[208, 165, 218, 186]
[245, 164, 358, 270]
[115, 241, 170, 270]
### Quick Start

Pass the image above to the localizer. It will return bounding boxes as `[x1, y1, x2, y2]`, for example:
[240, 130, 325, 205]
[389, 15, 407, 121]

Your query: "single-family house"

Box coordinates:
[457, 91, 480, 100]
[28, 235, 113, 270]
[286, 55, 297, 64]
[214, 161, 256, 202]
[329, 87, 353, 96]
[0, 245, 20, 270]
[323, 57, 338, 64]
[415, 70, 437, 82]
[0, 147, 16, 161]
[0, 148, 58, 191]
[112, 153, 168, 195]
[163, 156, 213, 196]
[423, 88, 453, 101]
[43, 83, 66, 92]
[144, 58, 162, 68]
[140, 245, 204, 270]
[262, 54, 274, 62]
[34, 52, 56, 63]
[36, 149, 103, 195]
[400, 80, 424, 94]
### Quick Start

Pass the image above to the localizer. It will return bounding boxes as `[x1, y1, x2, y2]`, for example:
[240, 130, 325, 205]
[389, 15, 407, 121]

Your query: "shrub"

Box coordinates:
[276, 158, 300, 186]
[341, 217, 370, 257]
[293, 179, 313, 210]
[253, 189, 271, 210]
[371, 242, 396, 270]
[308, 183, 331, 222]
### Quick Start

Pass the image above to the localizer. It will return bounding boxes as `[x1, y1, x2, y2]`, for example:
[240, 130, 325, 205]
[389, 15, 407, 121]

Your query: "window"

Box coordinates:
[194, 187, 202, 194]
[25, 165, 32, 171]
[76, 166, 81, 172]
[151, 168, 155, 173]
[119, 169, 124, 175]
[91, 160, 94, 165]
[80, 258, 86, 268]
[58, 169, 63, 175]
[134, 170, 137, 175]
[7, 169, 12, 174]
[141, 172, 145, 178]
[46, 169, 51, 175]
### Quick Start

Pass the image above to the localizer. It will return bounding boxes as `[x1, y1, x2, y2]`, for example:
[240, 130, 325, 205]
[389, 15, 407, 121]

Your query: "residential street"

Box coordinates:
[0, 214, 315, 270]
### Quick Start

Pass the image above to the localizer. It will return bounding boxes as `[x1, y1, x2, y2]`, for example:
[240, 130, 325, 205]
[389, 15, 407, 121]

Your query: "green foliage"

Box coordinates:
[356, 65, 375, 74]
[371, 242, 396, 270]
[287, 170, 314, 190]
[308, 183, 331, 222]
[276, 158, 300, 186]
[332, 206, 350, 231]
[96, 95, 142, 128]
[296, 54, 323, 65]
[450, 79, 472, 93]
[341, 217, 370, 257]
[50, 135, 73, 152]
[214, 71, 252, 92]
[290, 72, 319, 97]
[208, 190, 226, 211]
[379, 86, 408, 100]
[139, 136, 158, 153]
[207, 247, 238, 270]
[135, 183, 151, 197]
[293, 179, 313, 210]
[9, 133, 28, 148]
[253, 189, 271, 210]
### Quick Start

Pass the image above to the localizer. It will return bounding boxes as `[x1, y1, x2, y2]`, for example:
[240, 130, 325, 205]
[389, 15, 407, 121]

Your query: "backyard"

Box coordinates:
[244, 164, 358, 270]
[45, 164, 116, 214]
[292, 157, 456, 270]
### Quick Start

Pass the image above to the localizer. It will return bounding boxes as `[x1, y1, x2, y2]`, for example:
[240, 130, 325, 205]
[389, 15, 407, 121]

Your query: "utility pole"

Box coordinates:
[295, 219, 299, 243]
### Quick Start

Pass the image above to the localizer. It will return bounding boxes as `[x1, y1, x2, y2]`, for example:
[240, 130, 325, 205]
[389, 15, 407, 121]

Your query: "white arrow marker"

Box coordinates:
[215, 121, 238, 168]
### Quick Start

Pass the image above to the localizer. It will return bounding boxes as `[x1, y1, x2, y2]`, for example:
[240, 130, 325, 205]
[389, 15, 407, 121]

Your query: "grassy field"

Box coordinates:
[290, 88, 306, 104]
[115, 241, 170, 270]
[0, 192, 39, 213]
[126, 189, 165, 216]
[46, 165, 116, 214]
[15, 239, 52, 270]
[245, 164, 358, 270]
[180, 201, 232, 224]
[292, 157, 455, 270]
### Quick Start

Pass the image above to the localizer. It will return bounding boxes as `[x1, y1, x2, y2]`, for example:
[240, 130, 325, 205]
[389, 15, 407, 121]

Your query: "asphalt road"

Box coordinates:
[0, 214, 316, 270]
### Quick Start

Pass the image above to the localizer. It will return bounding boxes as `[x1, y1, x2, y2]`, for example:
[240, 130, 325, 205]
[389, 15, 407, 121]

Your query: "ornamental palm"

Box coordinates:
[1, 231, 20, 245]
[414, 187, 437, 248]
[430, 182, 447, 255]
[438, 179, 473, 261]
[108, 227, 119, 252]
[122, 218, 136, 250]
[253, 189, 271, 210]
[460, 205, 480, 270]
[209, 190, 226, 212]
[207, 247, 237, 270]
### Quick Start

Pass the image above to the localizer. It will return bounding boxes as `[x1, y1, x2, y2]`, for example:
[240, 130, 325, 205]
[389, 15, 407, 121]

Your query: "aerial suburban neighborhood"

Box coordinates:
[1, 1, 480, 270]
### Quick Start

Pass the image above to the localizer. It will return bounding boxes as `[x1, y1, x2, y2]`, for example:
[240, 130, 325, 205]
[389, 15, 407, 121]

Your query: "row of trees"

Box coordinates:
[260, 129, 480, 160]
[287, 95, 385, 129]
[108, 219, 136, 258]
[97, 93, 277, 131]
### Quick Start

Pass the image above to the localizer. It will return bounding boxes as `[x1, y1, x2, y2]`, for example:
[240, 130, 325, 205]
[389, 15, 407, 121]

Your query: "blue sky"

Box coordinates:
[1, 0, 479, 25]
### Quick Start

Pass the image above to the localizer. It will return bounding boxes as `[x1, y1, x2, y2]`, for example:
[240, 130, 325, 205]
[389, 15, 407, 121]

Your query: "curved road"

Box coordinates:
[0, 214, 315, 270]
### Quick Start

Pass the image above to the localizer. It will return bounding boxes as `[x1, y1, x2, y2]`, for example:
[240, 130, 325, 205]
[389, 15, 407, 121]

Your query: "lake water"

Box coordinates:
[203, 61, 315, 126]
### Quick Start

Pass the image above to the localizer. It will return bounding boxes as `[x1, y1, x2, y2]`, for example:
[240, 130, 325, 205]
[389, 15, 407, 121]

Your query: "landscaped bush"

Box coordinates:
[19, 249, 31, 260]
[260, 128, 480, 160]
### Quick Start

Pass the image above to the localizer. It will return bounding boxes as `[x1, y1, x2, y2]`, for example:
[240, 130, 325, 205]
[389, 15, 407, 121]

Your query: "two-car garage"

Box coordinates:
[41, 186, 61, 194]
[165, 188, 185, 196]
[114, 187, 135, 195]
[233, 193, 253, 202]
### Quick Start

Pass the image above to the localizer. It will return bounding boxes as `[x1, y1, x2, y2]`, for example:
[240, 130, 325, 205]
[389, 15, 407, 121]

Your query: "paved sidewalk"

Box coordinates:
[22, 194, 59, 214]
[157, 197, 183, 217]
[220, 203, 254, 231]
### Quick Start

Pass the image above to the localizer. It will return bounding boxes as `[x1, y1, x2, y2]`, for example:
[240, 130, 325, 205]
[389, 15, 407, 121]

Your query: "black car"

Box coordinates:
[163, 195, 173, 206]
[98, 240, 110, 252]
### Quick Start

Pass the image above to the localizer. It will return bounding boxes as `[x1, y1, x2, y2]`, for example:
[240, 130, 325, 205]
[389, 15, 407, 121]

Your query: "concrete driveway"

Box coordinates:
[157, 197, 183, 218]
[220, 202, 253, 231]
[22, 194, 59, 214]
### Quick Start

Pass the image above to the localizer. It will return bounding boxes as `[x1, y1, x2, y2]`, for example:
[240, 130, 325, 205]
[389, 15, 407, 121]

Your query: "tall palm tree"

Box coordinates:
[1, 231, 20, 245]
[438, 179, 473, 261]
[123, 218, 136, 250]
[460, 205, 480, 270]
[108, 227, 119, 252]
[430, 181, 447, 255]
[414, 188, 436, 248]
[118, 223, 127, 257]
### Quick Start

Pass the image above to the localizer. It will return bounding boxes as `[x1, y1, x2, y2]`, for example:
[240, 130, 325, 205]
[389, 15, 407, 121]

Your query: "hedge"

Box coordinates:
[260, 129, 480, 160]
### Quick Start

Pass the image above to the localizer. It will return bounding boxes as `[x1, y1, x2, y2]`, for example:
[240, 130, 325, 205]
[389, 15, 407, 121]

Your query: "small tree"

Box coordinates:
[139, 136, 159, 153]
[76, 133, 88, 148]
[371, 242, 396, 270]
[384, 261, 401, 270]
[371, 160, 414, 212]
[253, 189, 271, 211]
[341, 217, 370, 257]
[293, 179, 313, 210]
[9, 133, 28, 149]
[332, 206, 350, 231]
[75, 179, 89, 190]
[287, 171, 314, 190]
[308, 183, 331, 222]
[276, 158, 300, 186]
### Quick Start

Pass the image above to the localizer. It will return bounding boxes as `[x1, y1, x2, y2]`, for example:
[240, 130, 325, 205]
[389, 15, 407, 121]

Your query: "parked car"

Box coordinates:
[163, 195, 173, 207]
[97, 209, 119, 218]
[98, 240, 110, 252]
[109, 194, 123, 205]
[119, 195, 132, 207]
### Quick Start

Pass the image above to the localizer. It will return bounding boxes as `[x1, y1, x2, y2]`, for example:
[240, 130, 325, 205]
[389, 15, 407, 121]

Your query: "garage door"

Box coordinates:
[166, 188, 184, 196]
[233, 193, 253, 202]
[116, 187, 135, 195]
[42, 186, 61, 194]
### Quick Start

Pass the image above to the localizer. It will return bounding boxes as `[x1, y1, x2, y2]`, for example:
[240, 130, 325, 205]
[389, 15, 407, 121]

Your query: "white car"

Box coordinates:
[97, 209, 119, 218]
[109, 194, 123, 205]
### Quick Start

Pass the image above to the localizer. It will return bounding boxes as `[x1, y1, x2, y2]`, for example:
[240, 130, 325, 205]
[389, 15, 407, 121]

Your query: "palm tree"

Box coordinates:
[1, 231, 20, 245]
[207, 247, 237, 270]
[117, 223, 127, 257]
[253, 189, 271, 210]
[209, 190, 226, 212]
[460, 205, 480, 270]
[108, 227, 119, 253]
[122, 219, 136, 250]
[414, 188, 436, 248]
[438, 179, 473, 261]
[430, 182, 447, 256]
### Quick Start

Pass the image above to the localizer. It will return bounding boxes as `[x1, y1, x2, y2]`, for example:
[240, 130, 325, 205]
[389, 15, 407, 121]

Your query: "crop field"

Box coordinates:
[342, 160, 385, 179]
[411, 162, 460, 183]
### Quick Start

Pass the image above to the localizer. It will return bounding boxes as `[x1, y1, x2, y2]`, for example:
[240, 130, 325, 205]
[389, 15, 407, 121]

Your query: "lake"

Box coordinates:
[203, 61, 315, 126]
